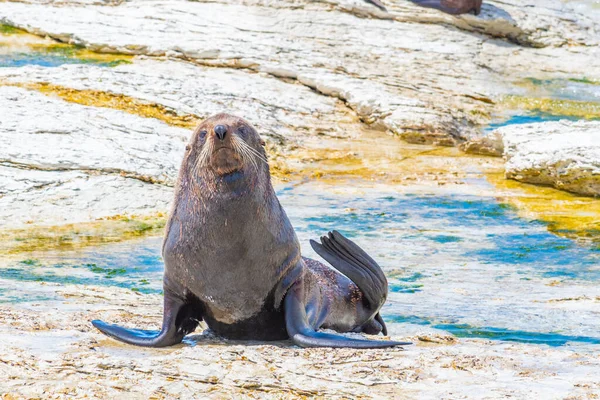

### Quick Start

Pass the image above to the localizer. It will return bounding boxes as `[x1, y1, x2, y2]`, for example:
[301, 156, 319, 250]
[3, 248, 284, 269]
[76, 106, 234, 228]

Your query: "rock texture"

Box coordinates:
[0, 0, 598, 223]
[0, 86, 183, 227]
[0, 59, 351, 144]
[1, 284, 600, 399]
[459, 131, 504, 157]
[2, 0, 599, 146]
[501, 120, 600, 197]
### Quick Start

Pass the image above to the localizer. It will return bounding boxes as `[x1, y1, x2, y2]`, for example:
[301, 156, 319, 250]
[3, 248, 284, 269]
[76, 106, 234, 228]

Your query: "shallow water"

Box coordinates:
[485, 112, 582, 132]
[3, 179, 599, 348]
[490, 77, 600, 131]
[0, 238, 163, 302]
[0, 52, 125, 68]
[0, 26, 130, 68]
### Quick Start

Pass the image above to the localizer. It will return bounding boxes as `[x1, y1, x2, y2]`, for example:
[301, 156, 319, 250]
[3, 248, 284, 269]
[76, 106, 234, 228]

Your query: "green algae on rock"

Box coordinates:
[0, 24, 24, 34]
[0, 213, 167, 255]
[500, 95, 600, 120]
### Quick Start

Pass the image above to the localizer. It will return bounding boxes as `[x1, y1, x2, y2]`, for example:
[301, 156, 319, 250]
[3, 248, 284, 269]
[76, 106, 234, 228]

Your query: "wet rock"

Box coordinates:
[501, 120, 600, 197]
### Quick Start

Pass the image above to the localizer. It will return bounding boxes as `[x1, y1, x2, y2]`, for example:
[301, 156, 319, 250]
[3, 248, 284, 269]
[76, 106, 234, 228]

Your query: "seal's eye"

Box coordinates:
[199, 130, 207, 140]
[237, 126, 248, 138]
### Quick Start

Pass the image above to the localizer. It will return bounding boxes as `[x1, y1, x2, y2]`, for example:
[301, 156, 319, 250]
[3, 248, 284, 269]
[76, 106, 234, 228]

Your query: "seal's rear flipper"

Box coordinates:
[310, 231, 388, 312]
[284, 287, 411, 349]
[92, 293, 200, 347]
[375, 312, 388, 336]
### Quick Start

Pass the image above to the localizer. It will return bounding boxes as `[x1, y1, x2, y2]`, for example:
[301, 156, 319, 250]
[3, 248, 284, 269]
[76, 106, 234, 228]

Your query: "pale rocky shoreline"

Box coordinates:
[1, 283, 600, 399]
[1, 0, 600, 398]
[464, 120, 600, 197]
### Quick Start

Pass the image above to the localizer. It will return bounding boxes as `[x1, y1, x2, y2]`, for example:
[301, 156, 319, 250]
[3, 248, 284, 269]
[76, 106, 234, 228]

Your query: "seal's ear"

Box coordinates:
[260, 138, 266, 147]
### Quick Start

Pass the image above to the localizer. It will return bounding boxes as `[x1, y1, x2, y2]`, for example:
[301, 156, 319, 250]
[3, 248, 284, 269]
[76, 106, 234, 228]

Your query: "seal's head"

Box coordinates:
[187, 113, 267, 180]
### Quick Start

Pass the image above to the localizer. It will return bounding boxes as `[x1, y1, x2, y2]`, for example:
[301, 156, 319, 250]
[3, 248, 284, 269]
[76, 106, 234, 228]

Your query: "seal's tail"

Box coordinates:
[310, 231, 389, 334]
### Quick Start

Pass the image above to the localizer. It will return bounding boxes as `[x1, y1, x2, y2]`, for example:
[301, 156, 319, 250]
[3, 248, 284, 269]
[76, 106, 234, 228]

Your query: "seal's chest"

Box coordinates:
[189, 257, 280, 324]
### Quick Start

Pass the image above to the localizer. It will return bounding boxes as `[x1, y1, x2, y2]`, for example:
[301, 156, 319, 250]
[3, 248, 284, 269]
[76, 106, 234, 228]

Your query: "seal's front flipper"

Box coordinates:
[284, 287, 411, 349]
[92, 292, 200, 347]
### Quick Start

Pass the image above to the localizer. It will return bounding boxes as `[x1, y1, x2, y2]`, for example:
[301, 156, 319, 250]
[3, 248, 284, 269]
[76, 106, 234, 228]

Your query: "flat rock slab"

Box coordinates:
[2, 0, 599, 146]
[1, 284, 600, 399]
[329, 0, 600, 47]
[500, 120, 600, 197]
[0, 0, 496, 145]
[0, 59, 349, 144]
[0, 86, 183, 226]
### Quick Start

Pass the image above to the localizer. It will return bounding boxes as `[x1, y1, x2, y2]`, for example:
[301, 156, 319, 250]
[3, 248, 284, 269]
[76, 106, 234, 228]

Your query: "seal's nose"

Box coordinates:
[214, 125, 227, 141]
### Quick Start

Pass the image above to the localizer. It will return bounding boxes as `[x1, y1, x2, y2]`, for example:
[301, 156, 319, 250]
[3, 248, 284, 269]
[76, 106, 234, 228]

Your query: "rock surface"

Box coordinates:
[0, 59, 351, 144]
[500, 120, 600, 197]
[459, 131, 504, 157]
[2, 0, 597, 147]
[0, 86, 182, 227]
[0, 283, 599, 399]
[2, 0, 599, 146]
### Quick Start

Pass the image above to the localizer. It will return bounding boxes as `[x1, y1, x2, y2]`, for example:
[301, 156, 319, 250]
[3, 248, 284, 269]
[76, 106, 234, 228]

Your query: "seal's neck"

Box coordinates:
[192, 166, 274, 206]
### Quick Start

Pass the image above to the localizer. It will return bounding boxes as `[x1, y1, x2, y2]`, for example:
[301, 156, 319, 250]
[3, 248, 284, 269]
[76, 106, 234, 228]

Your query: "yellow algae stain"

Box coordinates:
[10, 82, 199, 129]
[0, 213, 167, 256]
[487, 172, 600, 244]
[285, 129, 503, 185]
[500, 95, 600, 120]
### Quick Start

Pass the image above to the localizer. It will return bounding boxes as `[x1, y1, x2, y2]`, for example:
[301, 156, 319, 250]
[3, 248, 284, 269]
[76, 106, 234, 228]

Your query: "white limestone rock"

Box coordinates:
[0, 86, 185, 226]
[0, 0, 504, 145]
[0, 86, 189, 186]
[500, 120, 600, 197]
[1, 0, 598, 146]
[0, 59, 349, 143]
[0, 167, 173, 227]
[459, 131, 504, 157]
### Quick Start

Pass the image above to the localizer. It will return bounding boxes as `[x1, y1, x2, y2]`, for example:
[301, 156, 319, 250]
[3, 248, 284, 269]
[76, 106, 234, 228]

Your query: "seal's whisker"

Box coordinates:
[194, 138, 214, 175]
[243, 144, 262, 174]
[232, 135, 260, 174]
[237, 139, 268, 166]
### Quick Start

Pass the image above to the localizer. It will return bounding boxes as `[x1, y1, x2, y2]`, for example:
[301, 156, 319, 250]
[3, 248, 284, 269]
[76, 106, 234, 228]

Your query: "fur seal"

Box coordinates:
[92, 113, 409, 349]
[410, 0, 482, 15]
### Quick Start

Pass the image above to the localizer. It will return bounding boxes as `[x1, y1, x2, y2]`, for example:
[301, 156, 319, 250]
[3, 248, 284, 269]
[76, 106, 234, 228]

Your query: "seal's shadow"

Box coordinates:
[183, 332, 292, 348]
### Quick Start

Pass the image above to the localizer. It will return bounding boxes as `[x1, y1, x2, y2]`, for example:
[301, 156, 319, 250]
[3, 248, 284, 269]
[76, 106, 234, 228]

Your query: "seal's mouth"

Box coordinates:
[210, 145, 244, 176]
